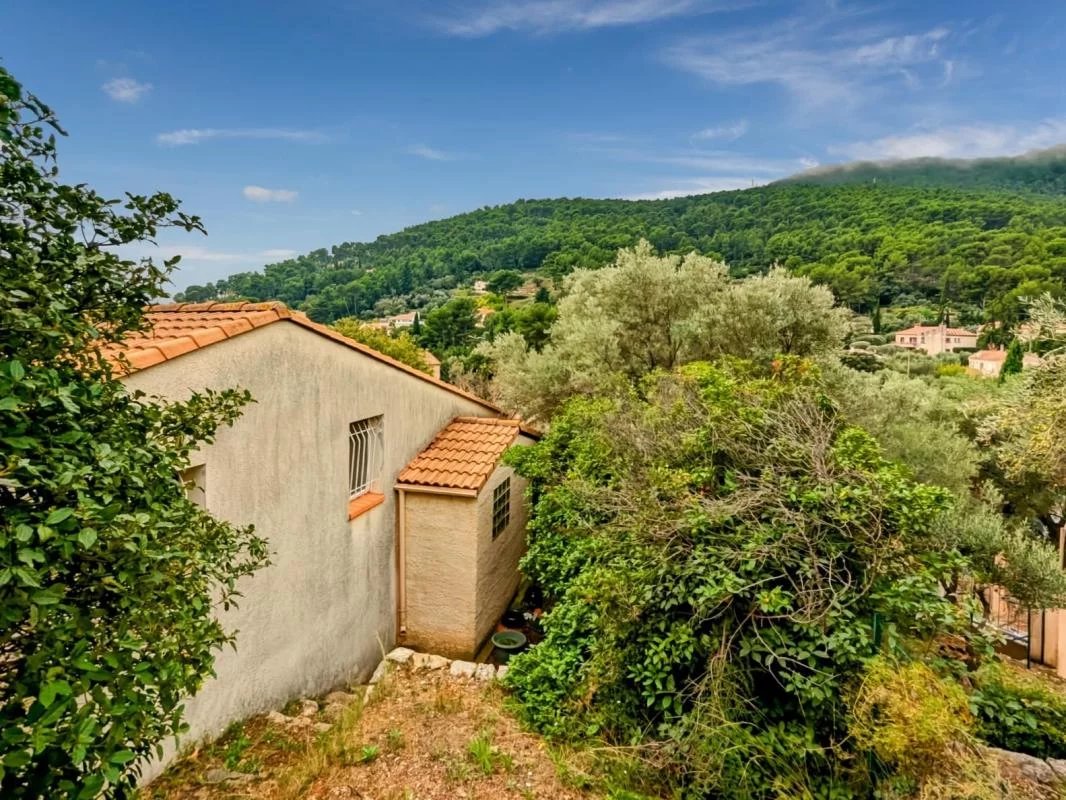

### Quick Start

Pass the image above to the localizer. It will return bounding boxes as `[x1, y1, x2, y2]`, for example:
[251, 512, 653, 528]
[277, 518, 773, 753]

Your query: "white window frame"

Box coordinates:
[349, 416, 384, 499]
[492, 477, 511, 539]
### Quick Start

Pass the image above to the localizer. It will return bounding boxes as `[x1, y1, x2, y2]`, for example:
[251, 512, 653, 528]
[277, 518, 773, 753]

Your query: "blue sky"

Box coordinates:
[4, 0, 1065, 291]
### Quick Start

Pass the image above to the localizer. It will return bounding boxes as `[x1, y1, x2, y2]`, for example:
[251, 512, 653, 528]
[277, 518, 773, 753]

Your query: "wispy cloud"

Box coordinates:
[102, 77, 152, 103]
[430, 0, 730, 36]
[691, 119, 749, 142]
[243, 185, 299, 203]
[664, 16, 955, 110]
[156, 128, 327, 146]
[833, 119, 1066, 161]
[578, 139, 811, 177]
[408, 144, 458, 161]
[122, 243, 298, 264]
[623, 176, 761, 200]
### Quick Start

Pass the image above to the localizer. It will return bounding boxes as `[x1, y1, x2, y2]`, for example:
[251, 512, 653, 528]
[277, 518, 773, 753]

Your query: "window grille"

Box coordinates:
[349, 416, 384, 498]
[492, 477, 511, 539]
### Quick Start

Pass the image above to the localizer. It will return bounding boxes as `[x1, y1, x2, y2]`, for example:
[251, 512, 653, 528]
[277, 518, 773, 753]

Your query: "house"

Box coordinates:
[396, 417, 536, 658]
[968, 348, 1043, 378]
[107, 301, 535, 774]
[472, 279, 488, 294]
[893, 323, 978, 355]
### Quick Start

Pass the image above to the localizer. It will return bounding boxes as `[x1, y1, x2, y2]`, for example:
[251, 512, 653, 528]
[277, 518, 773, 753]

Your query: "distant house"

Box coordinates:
[472, 279, 488, 294]
[968, 348, 1042, 378]
[893, 324, 978, 355]
[386, 311, 418, 329]
[107, 302, 535, 775]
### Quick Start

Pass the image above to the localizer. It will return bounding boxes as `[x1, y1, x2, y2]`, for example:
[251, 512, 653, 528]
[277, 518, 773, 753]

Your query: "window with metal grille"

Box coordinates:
[492, 478, 511, 539]
[349, 416, 384, 499]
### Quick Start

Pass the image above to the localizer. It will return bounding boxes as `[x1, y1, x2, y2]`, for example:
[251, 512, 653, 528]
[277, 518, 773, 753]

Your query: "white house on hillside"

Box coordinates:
[893, 323, 978, 355]
[107, 301, 535, 776]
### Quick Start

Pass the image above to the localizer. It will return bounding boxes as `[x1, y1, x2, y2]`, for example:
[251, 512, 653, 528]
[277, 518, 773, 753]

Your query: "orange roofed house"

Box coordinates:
[107, 302, 536, 775]
[893, 323, 978, 355]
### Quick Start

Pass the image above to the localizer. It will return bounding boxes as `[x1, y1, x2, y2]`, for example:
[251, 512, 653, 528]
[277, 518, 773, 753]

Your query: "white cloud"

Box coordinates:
[664, 18, 955, 109]
[157, 128, 326, 146]
[623, 176, 761, 200]
[850, 28, 949, 66]
[243, 185, 299, 203]
[834, 119, 1066, 161]
[102, 77, 152, 103]
[122, 243, 297, 264]
[408, 144, 457, 161]
[431, 0, 729, 36]
[692, 119, 749, 142]
[351, 209, 364, 216]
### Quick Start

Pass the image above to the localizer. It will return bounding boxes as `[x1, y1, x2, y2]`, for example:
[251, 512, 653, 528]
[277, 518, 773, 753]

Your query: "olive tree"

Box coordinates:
[0, 69, 269, 798]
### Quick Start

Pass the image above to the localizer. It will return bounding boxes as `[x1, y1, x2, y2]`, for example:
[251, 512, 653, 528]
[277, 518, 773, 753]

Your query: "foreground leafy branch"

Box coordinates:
[0, 68, 270, 798]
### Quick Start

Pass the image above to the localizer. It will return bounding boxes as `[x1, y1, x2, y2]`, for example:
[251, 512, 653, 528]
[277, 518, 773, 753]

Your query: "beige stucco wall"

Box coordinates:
[122, 321, 494, 776]
[401, 492, 479, 658]
[473, 446, 533, 651]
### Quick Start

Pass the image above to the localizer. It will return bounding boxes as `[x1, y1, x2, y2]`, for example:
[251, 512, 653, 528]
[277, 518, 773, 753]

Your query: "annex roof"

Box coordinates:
[396, 416, 531, 493]
[969, 349, 1006, 362]
[104, 301, 500, 412]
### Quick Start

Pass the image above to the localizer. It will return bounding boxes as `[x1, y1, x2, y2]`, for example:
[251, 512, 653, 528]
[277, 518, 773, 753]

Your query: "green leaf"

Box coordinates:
[2, 749, 31, 768]
[45, 508, 74, 525]
[39, 680, 71, 707]
[77, 528, 98, 548]
[109, 749, 136, 765]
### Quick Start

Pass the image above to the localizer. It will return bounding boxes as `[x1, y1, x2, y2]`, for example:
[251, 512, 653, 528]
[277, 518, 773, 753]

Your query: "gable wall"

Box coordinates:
[122, 321, 493, 774]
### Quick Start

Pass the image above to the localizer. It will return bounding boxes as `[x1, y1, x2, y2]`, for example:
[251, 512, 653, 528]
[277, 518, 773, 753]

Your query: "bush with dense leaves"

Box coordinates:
[501, 358, 986, 797]
[970, 664, 1066, 759]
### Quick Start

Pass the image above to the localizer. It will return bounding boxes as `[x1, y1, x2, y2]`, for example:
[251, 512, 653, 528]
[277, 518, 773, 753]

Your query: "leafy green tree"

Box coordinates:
[330, 318, 430, 373]
[486, 269, 523, 295]
[999, 339, 1024, 382]
[0, 68, 269, 797]
[418, 296, 480, 355]
[482, 242, 847, 422]
[978, 355, 1066, 550]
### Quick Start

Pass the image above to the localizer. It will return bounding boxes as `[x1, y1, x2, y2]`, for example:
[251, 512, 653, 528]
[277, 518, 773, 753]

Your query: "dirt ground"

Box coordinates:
[144, 662, 598, 800]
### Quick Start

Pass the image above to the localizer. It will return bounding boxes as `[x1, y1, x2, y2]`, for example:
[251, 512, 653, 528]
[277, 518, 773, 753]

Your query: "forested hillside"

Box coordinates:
[783, 146, 1066, 195]
[183, 179, 1066, 325]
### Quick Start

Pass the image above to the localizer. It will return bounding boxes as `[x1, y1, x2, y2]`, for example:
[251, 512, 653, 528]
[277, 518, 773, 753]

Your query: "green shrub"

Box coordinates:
[504, 360, 965, 798]
[850, 659, 972, 778]
[970, 664, 1066, 758]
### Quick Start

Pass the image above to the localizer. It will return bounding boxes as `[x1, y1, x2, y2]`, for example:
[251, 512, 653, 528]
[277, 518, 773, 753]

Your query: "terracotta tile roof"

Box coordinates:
[970, 349, 1007, 362]
[894, 325, 976, 337]
[105, 301, 500, 412]
[396, 417, 527, 492]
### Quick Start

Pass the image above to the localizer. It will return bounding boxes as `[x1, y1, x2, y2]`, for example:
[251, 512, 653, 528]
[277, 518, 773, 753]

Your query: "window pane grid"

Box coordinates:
[349, 417, 384, 498]
[492, 478, 511, 538]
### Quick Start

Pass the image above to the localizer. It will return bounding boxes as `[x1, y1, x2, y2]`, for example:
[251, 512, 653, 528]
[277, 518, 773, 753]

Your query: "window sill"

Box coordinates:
[348, 491, 385, 520]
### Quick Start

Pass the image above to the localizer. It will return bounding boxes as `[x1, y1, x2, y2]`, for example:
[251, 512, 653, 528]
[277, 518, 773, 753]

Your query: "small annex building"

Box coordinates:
[396, 417, 536, 659]
[967, 348, 1043, 378]
[106, 301, 536, 777]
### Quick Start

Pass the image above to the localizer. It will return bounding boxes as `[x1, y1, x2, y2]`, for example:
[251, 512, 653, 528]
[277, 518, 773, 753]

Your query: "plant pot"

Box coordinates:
[491, 629, 527, 663]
